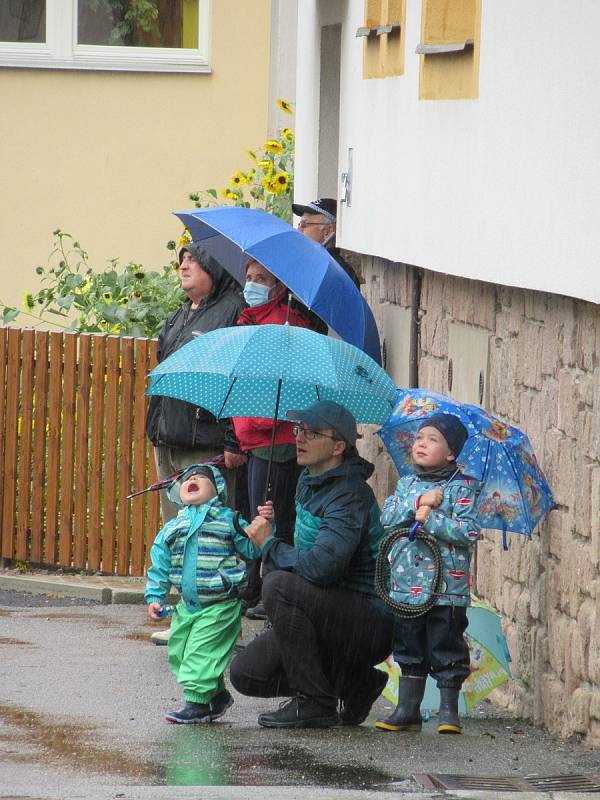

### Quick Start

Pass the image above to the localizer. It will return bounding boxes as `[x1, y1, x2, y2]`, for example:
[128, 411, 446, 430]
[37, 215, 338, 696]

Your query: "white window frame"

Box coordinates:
[0, 0, 211, 73]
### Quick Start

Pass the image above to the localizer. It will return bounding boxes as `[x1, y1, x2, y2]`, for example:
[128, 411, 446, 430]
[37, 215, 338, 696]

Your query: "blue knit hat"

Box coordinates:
[418, 414, 468, 458]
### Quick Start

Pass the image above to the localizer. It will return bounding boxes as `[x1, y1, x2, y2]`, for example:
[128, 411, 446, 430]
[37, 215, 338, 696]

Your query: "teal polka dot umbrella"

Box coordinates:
[148, 324, 396, 425]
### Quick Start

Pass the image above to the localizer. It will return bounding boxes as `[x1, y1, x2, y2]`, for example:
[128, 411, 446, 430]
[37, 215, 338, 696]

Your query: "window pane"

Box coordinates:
[0, 0, 46, 43]
[77, 0, 199, 48]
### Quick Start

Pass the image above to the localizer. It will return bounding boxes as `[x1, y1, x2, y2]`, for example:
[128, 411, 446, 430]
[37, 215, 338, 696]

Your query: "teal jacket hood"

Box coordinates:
[166, 464, 227, 508]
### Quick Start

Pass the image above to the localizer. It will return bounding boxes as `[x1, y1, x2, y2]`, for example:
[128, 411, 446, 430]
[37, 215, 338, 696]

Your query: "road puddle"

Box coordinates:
[26, 611, 123, 629]
[0, 703, 398, 789]
[0, 705, 160, 782]
[161, 730, 396, 788]
[0, 637, 34, 646]
[123, 630, 153, 641]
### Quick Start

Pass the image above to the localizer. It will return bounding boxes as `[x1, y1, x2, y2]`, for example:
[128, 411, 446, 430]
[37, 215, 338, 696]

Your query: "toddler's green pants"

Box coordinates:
[168, 598, 241, 704]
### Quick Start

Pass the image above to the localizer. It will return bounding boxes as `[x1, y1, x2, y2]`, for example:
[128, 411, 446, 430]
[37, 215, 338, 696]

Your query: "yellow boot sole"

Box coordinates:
[437, 723, 462, 734]
[375, 720, 422, 732]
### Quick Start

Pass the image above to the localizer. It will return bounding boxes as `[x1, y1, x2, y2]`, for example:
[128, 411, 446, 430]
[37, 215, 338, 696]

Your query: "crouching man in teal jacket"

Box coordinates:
[230, 401, 394, 729]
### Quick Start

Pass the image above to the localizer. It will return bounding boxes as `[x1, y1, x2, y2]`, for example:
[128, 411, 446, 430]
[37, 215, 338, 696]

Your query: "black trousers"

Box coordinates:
[230, 571, 394, 708]
[392, 605, 470, 689]
[244, 455, 300, 603]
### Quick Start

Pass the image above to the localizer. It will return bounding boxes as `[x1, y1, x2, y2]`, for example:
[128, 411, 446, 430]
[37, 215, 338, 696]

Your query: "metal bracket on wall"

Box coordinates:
[340, 147, 353, 207]
[376, 22, 401, 36]
[416, 39, 474, 54]
[356, 26, 378, 38]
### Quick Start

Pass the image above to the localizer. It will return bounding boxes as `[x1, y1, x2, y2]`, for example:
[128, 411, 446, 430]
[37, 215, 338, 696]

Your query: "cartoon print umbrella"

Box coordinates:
[379, 596, 511, 716]
[173, 206, 382, 364]
[147, 324, 397, 497]
[378, 388, 555, 539]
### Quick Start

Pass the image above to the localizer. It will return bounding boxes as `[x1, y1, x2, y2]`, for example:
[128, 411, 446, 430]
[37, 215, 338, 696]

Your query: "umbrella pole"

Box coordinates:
[263, 378, 282, 504]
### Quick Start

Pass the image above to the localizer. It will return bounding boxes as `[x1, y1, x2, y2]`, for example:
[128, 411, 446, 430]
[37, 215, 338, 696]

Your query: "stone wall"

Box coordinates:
[357, 254, 600, 743]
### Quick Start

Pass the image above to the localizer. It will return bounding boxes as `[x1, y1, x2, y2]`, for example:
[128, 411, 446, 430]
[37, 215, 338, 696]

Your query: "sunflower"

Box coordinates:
[23, 292, 35, 311]
[111, 323, 120, 334]
[230, 171, 246, 187]
[271, 171, 289, 193]
[262, 176, 277, 193]
[134, 270, 145, 279]
[264, 140, 283, 154]
[277, 98, 293, 114]
[281, 127, 294, 142]
[119, 297, 129, 306]
[178, 228, 191, 247]
[102, 291, 113, 302]
[221, 187, 239, 200]
[74, 277, 92, 295]
[257, 159, 274, 176]
[133, 290, 143, 300]
[98, 320, 109, 332]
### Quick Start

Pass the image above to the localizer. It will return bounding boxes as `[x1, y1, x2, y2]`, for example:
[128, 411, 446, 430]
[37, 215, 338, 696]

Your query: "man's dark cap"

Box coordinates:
[287, 400, 362, 445]
[292, 198, 337, 223]
[418, 413, 469, 458]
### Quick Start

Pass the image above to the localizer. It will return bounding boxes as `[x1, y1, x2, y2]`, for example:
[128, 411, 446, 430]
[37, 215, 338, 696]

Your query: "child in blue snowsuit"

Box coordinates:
[376, 414, 481, 734]
[145, 463, 269, 724]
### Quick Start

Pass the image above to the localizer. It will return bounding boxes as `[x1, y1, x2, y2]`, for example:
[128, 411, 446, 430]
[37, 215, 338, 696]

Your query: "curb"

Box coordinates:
[0, 573, 146, 605]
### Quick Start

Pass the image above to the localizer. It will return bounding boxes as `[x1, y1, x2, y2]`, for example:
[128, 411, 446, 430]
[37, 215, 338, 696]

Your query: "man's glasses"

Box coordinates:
[297, 220, 327, 229]
[292, 424, 339, 441]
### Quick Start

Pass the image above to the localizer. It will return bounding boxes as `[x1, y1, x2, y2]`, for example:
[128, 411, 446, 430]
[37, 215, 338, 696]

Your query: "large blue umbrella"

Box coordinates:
[378, 388, 555, 539]
[173, 206, 382, 364]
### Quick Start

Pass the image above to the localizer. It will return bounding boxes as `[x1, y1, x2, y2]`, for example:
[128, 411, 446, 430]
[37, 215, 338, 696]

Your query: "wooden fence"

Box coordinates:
[0, 328, 161, 576]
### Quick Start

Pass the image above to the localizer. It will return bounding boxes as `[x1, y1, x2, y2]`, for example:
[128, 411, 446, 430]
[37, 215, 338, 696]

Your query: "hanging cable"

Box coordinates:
[374, 524, 444, 618]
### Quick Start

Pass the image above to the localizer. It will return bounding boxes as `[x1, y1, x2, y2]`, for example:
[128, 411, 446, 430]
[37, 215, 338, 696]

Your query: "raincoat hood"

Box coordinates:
[179, 242, 241, 298]
[167, 463, 227, 508]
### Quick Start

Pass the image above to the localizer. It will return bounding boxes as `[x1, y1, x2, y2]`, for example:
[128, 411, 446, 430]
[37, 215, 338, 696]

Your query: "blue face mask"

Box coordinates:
[243, 281, 271, 307]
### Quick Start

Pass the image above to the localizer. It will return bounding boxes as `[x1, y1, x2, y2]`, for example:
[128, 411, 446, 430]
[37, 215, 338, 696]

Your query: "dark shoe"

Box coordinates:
[165, 701, 213, 724]
[208, 689, 234, 721]
[258, 695, 339, 729]
[165, 691, 234, 724]
[437, 687, 461, 734]
[375, 676, 426, 732]
[245, 601, 267, 620]
[339, 669, 388, 726]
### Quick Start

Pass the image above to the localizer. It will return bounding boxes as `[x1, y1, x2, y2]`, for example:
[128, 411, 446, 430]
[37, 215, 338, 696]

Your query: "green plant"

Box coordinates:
[189, 98, 295, 223]
[85, 0, 160, 45]
[1, 99, 295, 335]
[1, 231, 183, 338]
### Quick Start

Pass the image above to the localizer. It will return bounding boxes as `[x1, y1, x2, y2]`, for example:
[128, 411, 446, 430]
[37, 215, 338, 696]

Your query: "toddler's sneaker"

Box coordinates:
[165, 690, 234, 724]
[209, 689, 234, 720]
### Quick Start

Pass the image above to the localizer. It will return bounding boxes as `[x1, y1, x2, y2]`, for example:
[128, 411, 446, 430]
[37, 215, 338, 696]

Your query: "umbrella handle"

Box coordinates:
[408, 522, 421, 542]
[232, 511, 248, 538]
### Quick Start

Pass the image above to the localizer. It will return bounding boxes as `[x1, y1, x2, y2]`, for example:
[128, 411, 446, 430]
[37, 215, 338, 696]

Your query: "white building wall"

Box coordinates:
[296, 0, 600, 304]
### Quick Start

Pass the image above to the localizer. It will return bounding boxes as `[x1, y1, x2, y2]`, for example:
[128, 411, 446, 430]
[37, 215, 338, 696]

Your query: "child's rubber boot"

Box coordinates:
[437, 687, 462, 734]
[375, 676, 426, 732]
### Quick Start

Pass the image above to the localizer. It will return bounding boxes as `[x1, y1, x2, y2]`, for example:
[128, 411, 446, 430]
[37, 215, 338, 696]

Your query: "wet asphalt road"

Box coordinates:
[2, 592, 600, 799]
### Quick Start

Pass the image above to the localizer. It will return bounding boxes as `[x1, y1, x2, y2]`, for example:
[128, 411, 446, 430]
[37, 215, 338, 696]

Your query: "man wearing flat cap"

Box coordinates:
[230, 401, 393, 728]
[293, 198, 361, 287]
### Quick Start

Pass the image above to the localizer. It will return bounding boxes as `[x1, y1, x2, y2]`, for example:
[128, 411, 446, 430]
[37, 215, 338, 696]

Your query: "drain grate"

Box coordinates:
[413, 772, 600, 793]
[525, 773, 600, 792]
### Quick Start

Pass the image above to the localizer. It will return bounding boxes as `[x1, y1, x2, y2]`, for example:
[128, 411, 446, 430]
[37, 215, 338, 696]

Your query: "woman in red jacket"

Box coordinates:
[235, 259, 314, 619]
